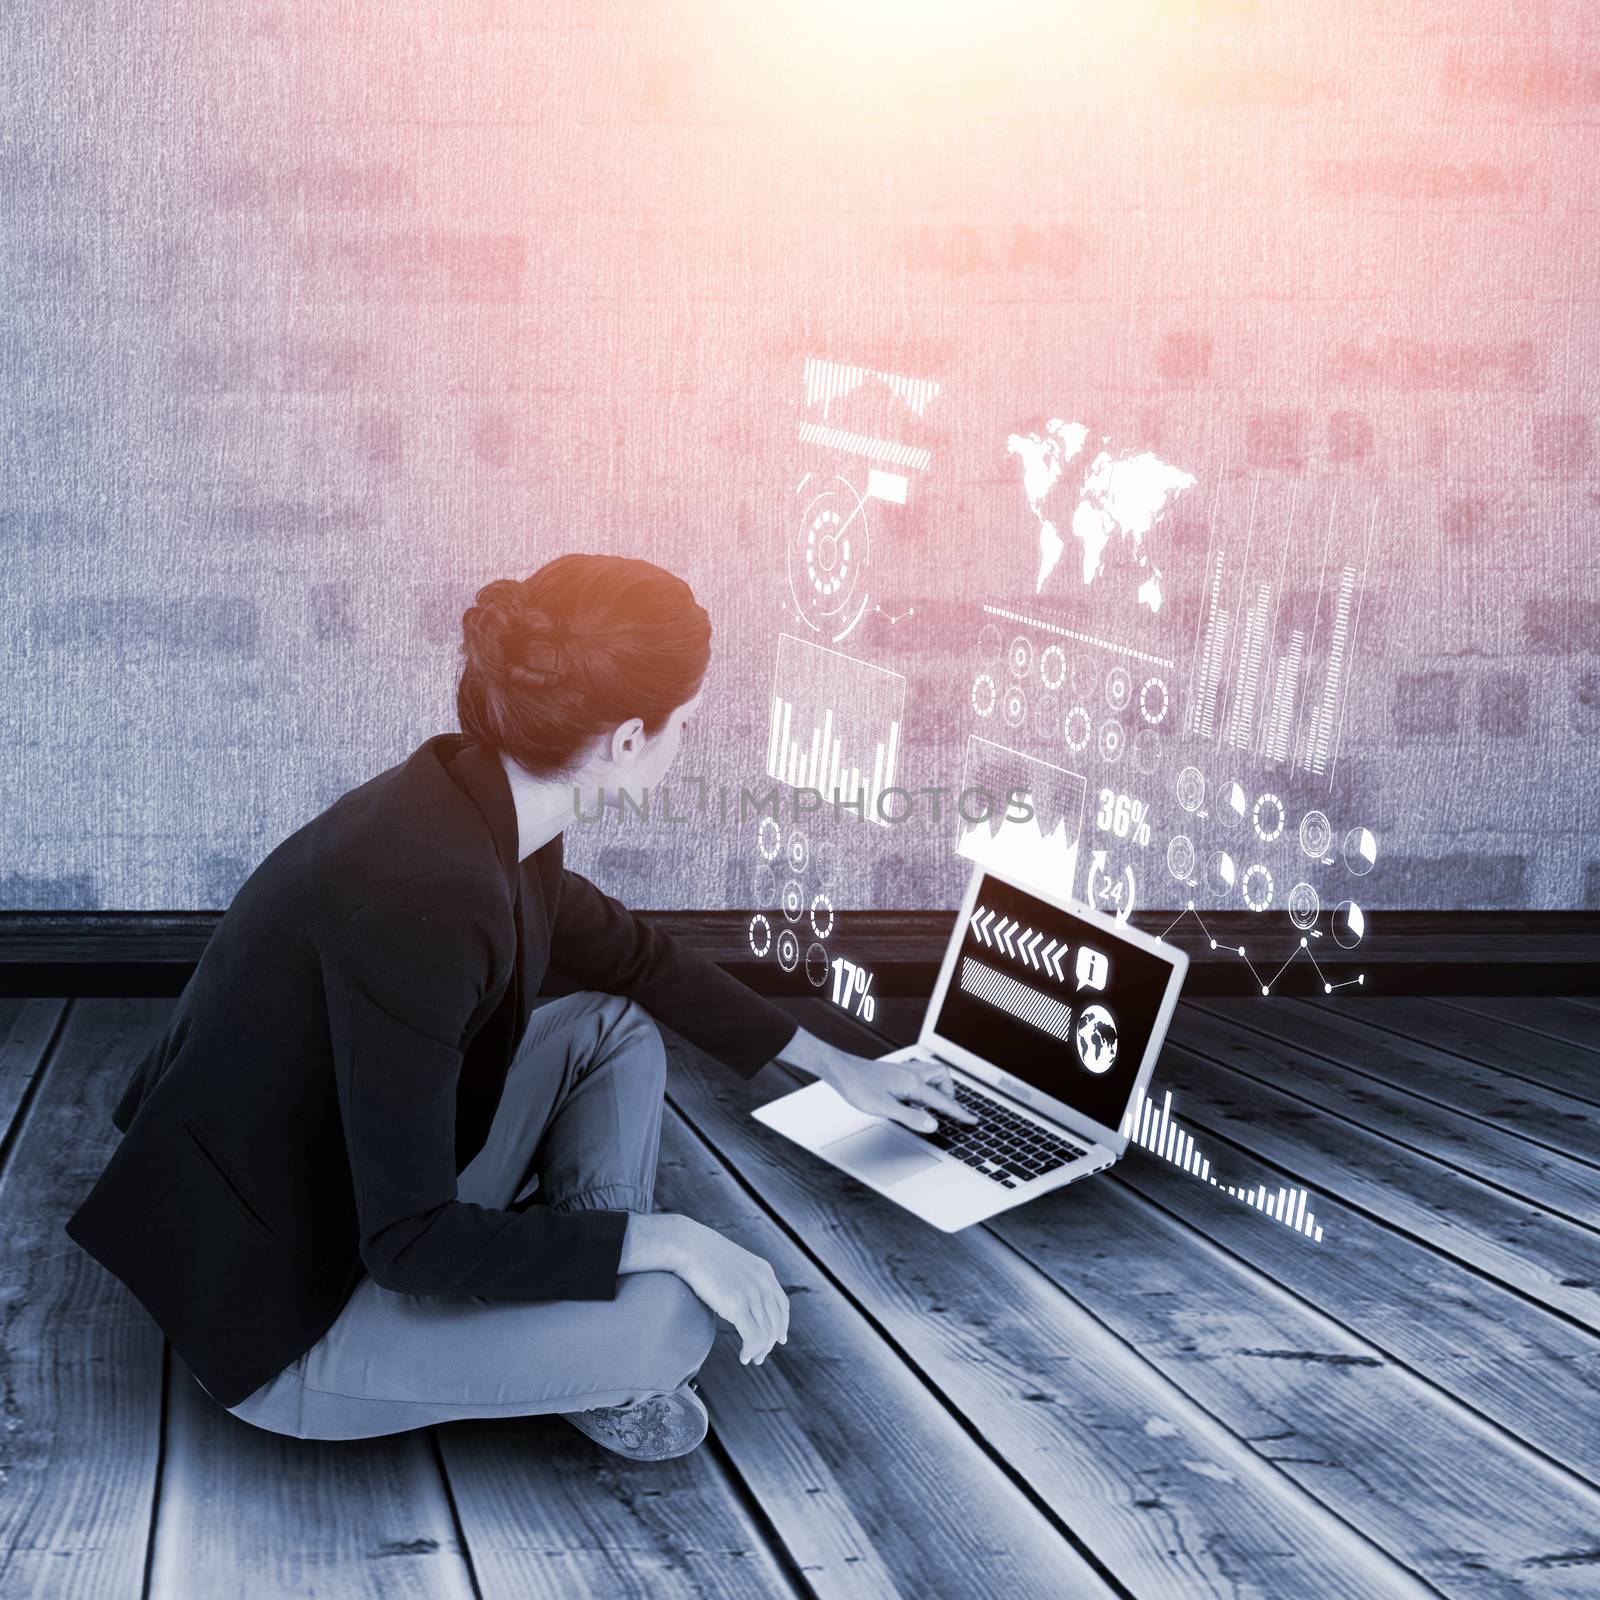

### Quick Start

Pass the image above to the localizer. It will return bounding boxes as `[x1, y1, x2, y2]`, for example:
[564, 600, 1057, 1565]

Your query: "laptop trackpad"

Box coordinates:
[822, 1124, 943, 1186]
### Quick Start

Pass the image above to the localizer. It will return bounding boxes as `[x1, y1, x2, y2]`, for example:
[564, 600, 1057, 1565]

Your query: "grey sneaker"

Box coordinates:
[559, 1382, 708, 1461]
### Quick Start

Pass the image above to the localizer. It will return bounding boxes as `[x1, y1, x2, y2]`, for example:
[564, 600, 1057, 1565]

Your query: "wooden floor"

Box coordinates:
[3, 993, 1599, 1598]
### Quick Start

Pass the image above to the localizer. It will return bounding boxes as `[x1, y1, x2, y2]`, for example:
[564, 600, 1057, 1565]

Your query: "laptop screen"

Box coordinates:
[932, 872, 1174, 1131]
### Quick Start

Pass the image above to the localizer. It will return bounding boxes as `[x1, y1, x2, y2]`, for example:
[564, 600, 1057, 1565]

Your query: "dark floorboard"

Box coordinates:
[3, 995, 1598, 1598]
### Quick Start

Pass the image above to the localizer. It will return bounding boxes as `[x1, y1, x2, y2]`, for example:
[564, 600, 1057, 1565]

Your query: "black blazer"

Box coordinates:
[65, 735, 797, 1407]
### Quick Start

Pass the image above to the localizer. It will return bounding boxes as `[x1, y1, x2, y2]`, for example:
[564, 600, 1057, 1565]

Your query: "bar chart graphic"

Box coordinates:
[766, 634, 905, 828]
[1120, 1083, 1325, 1242]
[1184, 484, 1377, 789]
[1189, 538, 1233, 743]
[1226, 580, 1272, 751]
[1297, 563, 1358, 778]
[1261, 627, 1304, 767]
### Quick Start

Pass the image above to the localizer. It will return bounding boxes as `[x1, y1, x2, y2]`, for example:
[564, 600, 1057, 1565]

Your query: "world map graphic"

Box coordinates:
[1006, 420, 1197, 611]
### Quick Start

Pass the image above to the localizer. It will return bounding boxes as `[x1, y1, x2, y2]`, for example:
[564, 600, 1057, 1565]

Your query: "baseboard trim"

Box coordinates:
[1, 909, 1595, 997]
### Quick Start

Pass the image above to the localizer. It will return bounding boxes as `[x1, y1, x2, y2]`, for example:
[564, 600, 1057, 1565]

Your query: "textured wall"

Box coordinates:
[3, 0, 1597, 914]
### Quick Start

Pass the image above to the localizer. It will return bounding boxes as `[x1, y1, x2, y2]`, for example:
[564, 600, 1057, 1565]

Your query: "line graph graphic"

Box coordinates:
[804, 358, 941, 420]
[957, 737, 1087, 899]
[767, 634, 905, 828]
[1158, 903, 1365, 995]
[1120, 1084, 1325, 1242]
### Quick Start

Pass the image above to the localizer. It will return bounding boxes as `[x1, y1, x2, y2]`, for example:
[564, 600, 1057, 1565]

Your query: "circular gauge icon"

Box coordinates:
[1139, 676, 1169, 725]
[1033, 692, 1060, 740]
[1206, 850, 1237, 894]
[1133, 728, 1161, 774]
[1098, 718, 1125, 763]
[1071, 655, 1101, 699]
[1039, 644, 1066, 691]
[781, 879, 804, 922]
[1242, 864, 1274, 912]
[805, 942, 830, 988]
[1299, 810, 1333, 858]
[1332, 899, 1366, 948]
[1167, 835, 1196, 882]
[776, 928, 800, 972]
[1343, 827, 1378, 876]
[787, 829, 809, 874]
[1217, 780, 1248, 829]
[810, 892, 834, 940]
[1064, 705, 1092, 753]
[1288, 881, 1319, 930]
[977, 621, 1003, 659]
[971, 672, 997, 717]
[1252, 792, 1285, 843]
[752, 864, 777, 906]
[1106, 667, 1133, 712]
[757, 816, 781, 861]
[790, 475, 869, 637]
[1003, 685, 1027, 727]
[747, 913, 772, 958]
[1008, 635, 1034, 679]
[1176, 765, 1206, 814]
[812, 841, 836, 886]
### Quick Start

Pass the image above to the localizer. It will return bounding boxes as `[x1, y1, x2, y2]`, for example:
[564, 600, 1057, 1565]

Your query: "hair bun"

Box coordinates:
[514, 613, 566, 687]
[462, 582, 573, 689]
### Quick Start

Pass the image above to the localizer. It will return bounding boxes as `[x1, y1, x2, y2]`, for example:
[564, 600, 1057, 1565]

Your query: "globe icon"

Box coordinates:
[1075, 1004, 1120, 1075]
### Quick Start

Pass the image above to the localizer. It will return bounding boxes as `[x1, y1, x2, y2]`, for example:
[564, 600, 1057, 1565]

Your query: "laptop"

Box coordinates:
[752, 860, 1189, 1231]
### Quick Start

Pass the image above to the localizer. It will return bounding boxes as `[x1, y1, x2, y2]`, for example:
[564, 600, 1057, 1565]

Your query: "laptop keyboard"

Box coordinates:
[917, 1077, 1090, 1189]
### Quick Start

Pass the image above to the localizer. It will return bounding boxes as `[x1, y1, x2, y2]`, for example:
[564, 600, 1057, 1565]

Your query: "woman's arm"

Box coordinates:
[775, 1023, 976, 1132]
[547, 865, 798, 1077]
[617, 1210, 789, 1366]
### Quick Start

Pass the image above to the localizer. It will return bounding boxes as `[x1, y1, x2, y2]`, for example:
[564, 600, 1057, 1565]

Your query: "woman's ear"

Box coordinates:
[607, 716, 648, 765]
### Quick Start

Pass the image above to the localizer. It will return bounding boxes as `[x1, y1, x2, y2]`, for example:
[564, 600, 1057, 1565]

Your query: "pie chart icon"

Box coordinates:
[1343, 827, 1378, 877]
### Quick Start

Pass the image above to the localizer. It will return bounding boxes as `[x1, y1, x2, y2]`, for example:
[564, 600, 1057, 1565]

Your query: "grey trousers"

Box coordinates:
[225, 991, 716, 1441]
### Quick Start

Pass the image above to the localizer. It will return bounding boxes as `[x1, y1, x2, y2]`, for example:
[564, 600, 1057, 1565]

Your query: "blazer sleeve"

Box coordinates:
[322, 869, 629, 1300]
[547, 866, 799, 1078]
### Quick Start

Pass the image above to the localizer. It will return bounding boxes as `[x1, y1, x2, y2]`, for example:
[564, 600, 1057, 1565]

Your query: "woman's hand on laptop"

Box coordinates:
[778, 1026, 979, 1134]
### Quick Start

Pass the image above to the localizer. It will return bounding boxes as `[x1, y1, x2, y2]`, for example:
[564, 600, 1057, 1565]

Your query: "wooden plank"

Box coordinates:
[1118, 1043, 1600, 1479]
[1301, 999, 1600, 1107]
[656, 1105, 1105, 1600]
[7, 911, 1600, 998]
[1156, 1031, 1600, 1330]
[987, 1167, 1600, 1596]
[1197, 998, 1600, 1172]
[1438, 998, 1600, 1061]
[439, 1105, 1094, 1600]
[147, 1356, 476, 1600]
[0, 997, 67, 1144]
[663, 1028, 1434, 1600]
[0, 999, 172, 1600]
[438, 1388, 804, 1600]
[1178, 1005, 1600, 1231]
[853, 995, 1600, 1489]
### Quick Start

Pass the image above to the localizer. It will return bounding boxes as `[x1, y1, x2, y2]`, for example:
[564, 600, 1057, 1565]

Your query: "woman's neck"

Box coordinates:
[498, 751, 601, 862]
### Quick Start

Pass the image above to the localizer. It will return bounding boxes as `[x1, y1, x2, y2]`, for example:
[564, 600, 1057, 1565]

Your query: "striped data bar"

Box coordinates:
[798, 420, 931, 473]
[1120, 1084, 1325, 1243]
[958, 956, 1074, 1045]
